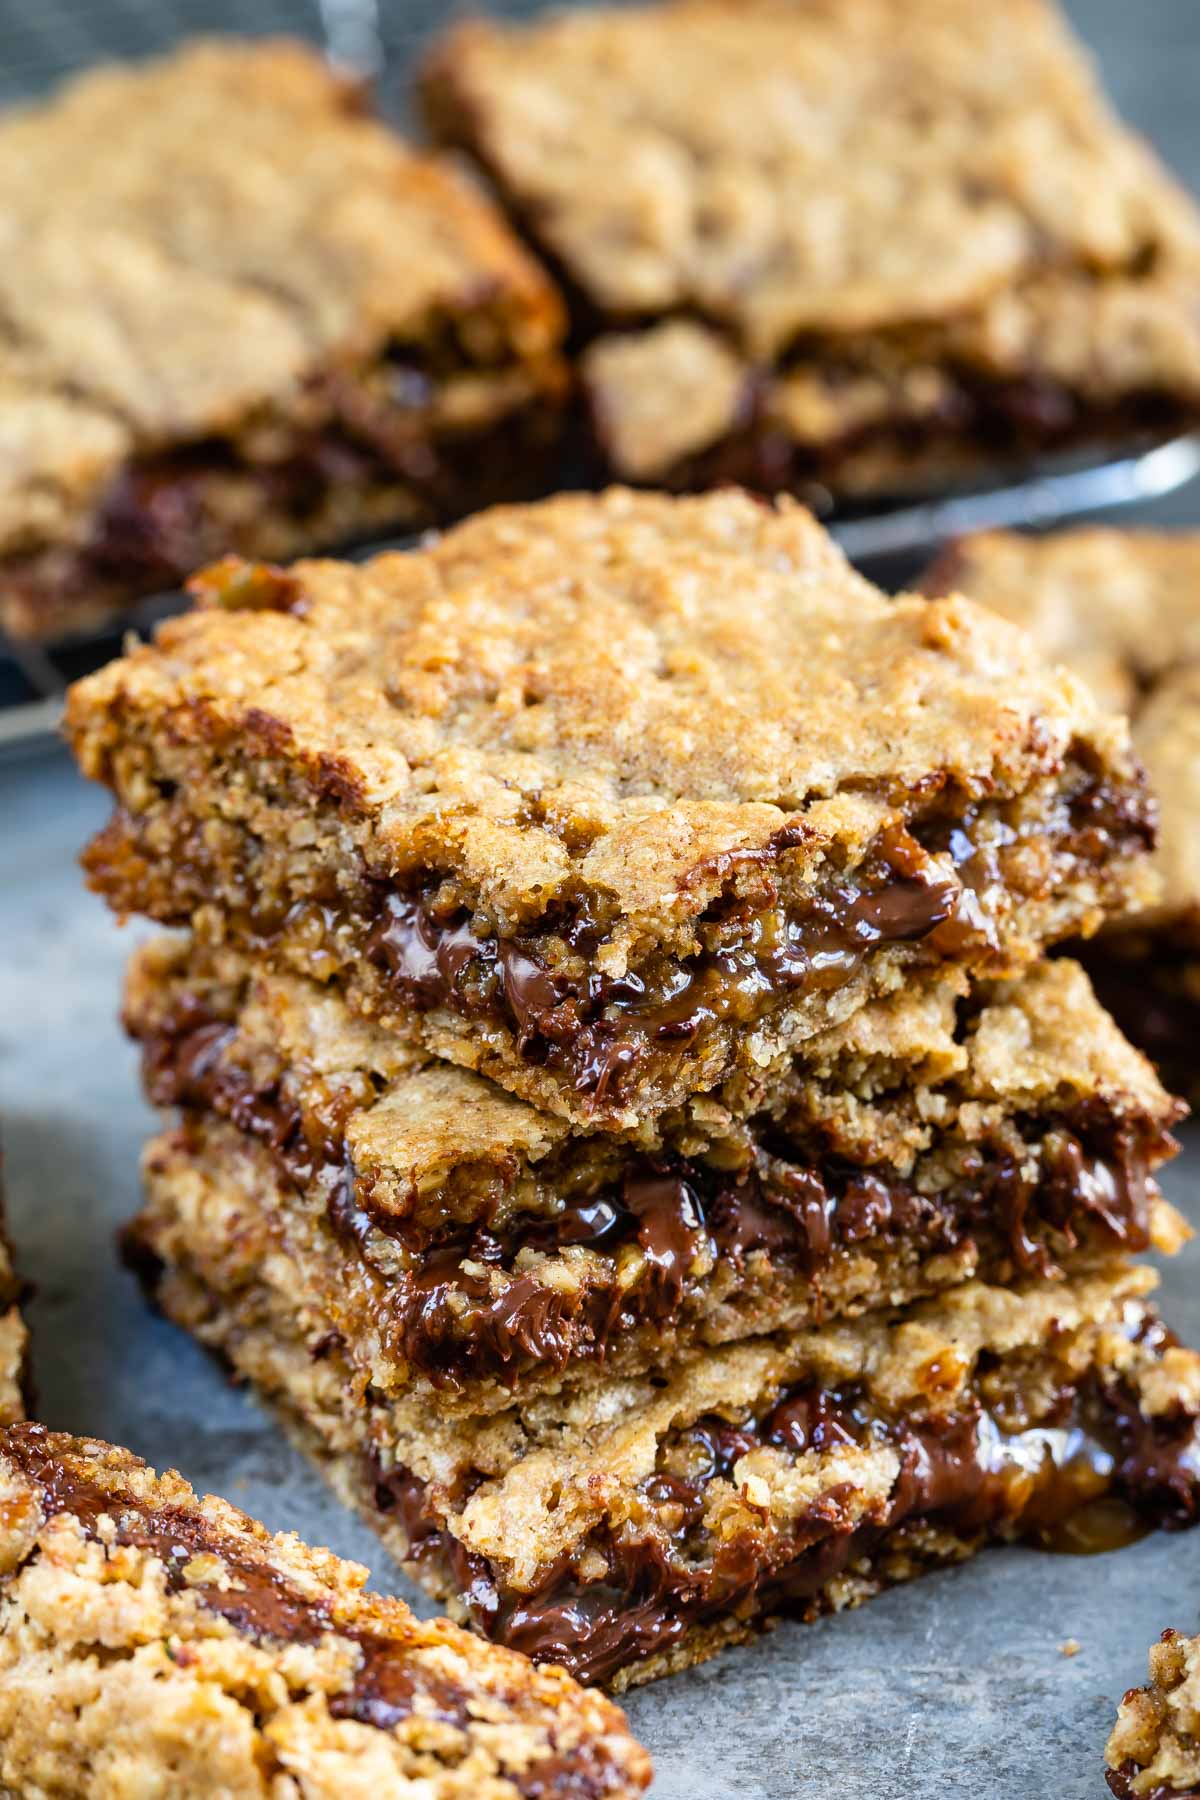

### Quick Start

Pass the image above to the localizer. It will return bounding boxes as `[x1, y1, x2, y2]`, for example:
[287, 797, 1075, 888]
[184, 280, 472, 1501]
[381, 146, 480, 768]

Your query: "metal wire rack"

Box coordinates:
[2, 0, 1199, 759]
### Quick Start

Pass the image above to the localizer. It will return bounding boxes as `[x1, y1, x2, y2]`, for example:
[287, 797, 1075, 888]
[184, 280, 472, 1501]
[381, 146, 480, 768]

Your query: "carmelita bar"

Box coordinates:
[69, 489, 1158, 1134]
[0, 1425, 651, 1798]
[112, 1252, 1200, 1692]
[0, 39, 565, 642]
[125, 935, 1187, 1412]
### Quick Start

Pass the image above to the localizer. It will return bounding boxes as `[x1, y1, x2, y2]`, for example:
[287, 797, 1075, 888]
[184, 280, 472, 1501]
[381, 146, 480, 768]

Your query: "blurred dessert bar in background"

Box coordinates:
[422, 0, 1200, 500]
[0, 39, 565, 643]
[922, 528, 1200, 1099]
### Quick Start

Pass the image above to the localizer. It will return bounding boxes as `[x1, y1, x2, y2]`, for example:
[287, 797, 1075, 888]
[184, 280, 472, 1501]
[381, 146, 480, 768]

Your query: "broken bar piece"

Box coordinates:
[0, 1424, 651, 1797]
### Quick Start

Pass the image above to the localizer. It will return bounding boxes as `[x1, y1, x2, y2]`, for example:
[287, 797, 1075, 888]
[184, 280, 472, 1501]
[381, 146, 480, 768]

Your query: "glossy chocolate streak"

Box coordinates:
[370, 1363, 1200, 1687]
[138, 1004, 1160, 1388]
[364, 823, 973, 1103]
[0, 1425, 473, 1741]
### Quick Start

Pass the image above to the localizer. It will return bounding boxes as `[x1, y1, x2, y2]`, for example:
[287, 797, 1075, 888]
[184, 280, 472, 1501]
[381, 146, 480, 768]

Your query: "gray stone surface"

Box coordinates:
[3, 0, 1200, 1794]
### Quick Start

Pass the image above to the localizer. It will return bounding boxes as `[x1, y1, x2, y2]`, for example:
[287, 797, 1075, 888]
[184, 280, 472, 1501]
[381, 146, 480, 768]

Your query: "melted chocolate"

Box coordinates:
[136, 1000, 1163, 1390]
[364, 824, 975, 1104]
[368, 1361, 1200, 1686]
[9, 362, 563, 636]
[0, 1428, 477, 1733]
[598, 355, 1197, 512]
[1107, 1765, 1200, 1800]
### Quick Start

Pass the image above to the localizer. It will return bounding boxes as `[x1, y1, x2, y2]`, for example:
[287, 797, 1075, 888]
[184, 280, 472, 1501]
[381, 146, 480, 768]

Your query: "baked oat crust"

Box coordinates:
[1107, 1629, 1200, 1798]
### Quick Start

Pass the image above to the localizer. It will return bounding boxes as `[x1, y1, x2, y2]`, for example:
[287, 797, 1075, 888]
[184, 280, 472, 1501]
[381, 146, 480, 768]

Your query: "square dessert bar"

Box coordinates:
[1106, 1630, 1200, 1800]
[0, 1425, 651, 1798]
[125, 935, 1187, 1412]
[69, 489, 1158, 1133]
[422, 0, 1200, 498]
[922, 528, 1200, 1095]
[113, 1241, 1200, 1691]
[0, 39, 566, 643]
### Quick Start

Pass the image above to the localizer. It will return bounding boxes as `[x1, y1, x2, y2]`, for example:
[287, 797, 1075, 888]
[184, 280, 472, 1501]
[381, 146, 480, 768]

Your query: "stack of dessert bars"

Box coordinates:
[67, 488, 1200, 1692]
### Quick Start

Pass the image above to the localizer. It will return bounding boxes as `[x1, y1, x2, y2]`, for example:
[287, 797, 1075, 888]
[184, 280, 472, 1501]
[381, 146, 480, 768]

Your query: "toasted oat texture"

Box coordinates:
[422, 0, 1200, 495]
[124, 1242, 1200, 1690]
[69, 489, 1156, 1132]
[1106, 1630, 1200, 1798]
[923, 528, 1200, 1094]
[0, 38, 565, 642]
[124, 934, 1187, 1411]
[0, 1424, 650, 1799]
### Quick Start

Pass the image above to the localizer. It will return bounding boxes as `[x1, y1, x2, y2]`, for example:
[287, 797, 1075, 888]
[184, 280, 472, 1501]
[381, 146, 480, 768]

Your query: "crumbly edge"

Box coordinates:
[0, 1425, 651, 1798]
[1106, 1630, 1200, 1798]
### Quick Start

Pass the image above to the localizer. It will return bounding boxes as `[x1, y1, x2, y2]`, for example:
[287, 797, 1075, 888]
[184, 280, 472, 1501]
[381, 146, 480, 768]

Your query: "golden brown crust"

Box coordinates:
[0, 1424, 651, 1798]
[68, 489, 1155, 1131]
[0, 38, 566, 641]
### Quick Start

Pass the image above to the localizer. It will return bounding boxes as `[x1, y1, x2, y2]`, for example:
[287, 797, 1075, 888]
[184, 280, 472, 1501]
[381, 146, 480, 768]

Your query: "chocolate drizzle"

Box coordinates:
[136, 999, 1164, 1391]
[368, 1351, 1200, 1687]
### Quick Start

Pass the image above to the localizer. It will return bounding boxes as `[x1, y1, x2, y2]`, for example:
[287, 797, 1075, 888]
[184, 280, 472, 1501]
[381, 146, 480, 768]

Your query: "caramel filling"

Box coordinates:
[363, 823, 977, 1104]
[359, 786, 1150, 1107]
